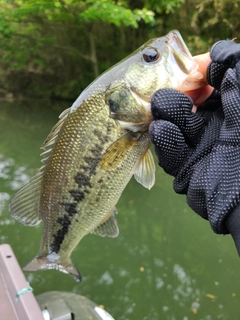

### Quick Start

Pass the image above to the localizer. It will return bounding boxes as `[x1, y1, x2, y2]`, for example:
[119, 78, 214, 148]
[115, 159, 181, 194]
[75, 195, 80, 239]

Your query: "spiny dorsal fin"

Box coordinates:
[41, 107, 70, 149]
[134, 149, 155, 190]
[9, 108, 71, 226]
[9, 172, 42, 226]
[40, 107, 71, 165]
[92, 208, 119, 238]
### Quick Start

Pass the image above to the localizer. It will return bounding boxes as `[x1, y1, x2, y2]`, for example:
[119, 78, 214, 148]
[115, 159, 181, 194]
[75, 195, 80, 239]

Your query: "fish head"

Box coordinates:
[105, 30, 205, 131]
[125, 29, 204, 96]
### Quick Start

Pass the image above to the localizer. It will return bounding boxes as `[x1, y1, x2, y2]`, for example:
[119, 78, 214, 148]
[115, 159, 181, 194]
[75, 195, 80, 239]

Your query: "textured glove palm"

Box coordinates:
[149, 40, 240, 253]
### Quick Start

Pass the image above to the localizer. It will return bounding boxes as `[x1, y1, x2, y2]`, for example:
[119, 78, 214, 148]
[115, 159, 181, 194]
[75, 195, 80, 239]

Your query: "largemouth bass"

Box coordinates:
[9, 30, 205, 282]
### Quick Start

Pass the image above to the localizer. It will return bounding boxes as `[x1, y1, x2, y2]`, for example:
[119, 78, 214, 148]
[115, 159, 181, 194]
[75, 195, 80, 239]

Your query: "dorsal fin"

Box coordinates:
[41, 107, 70, 149]
[9, 172, 43, 226]
[134, 149, 155, 190]
[92, 208, 119, 238]
[9, 107, 71, 226]
[40, 107, 71, 165]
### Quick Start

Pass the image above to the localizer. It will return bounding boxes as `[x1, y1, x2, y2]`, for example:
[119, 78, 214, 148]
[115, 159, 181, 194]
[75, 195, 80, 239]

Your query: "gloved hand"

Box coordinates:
[149, 40, 240, 255]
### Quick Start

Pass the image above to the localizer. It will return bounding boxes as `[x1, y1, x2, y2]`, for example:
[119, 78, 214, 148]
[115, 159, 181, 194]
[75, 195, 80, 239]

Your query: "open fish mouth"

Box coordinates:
[166, 31, 204, 90]
[167, 30, 198, 75]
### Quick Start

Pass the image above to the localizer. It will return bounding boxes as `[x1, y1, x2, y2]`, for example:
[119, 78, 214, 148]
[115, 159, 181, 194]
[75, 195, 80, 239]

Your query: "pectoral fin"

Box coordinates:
[92, 208, 119, 238]
[99, 132, 139, 170]
[134, 149, 155, 190]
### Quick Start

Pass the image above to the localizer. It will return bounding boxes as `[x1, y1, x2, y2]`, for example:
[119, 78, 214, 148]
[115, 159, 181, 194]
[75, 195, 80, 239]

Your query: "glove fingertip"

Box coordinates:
[209, 40, 225, 60]
[210, 40, 240, 64]
[151, 88, 192, 120]
[149, 120, 160, 146]
[149, 120, 185, 150]
[208, 39, 240, 88]
[151, 88, 175, 119]
[207, 62, 228, 89]
[149, 120, 188, 176]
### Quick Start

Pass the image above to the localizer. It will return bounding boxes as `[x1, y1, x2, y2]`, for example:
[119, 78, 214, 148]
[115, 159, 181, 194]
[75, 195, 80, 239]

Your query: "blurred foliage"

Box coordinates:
[191, 0, 240, 40]
[0, 0, 239, 100]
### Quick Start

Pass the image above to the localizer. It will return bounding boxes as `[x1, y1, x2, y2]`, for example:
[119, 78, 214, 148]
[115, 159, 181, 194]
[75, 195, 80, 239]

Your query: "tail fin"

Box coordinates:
[23, 256, 82, 282]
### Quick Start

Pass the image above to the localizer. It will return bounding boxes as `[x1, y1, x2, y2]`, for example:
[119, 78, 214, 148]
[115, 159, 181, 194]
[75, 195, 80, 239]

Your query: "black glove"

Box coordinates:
[149, 40, 240, 255]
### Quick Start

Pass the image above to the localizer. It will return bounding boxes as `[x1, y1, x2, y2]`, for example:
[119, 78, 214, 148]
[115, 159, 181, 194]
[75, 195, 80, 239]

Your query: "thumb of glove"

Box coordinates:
[149, 119, 188, 176]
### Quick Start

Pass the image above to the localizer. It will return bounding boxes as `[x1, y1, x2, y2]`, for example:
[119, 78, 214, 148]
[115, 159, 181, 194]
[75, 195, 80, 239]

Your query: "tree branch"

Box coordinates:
[50, 45, 94, 62]
[59, 0, 80, 19]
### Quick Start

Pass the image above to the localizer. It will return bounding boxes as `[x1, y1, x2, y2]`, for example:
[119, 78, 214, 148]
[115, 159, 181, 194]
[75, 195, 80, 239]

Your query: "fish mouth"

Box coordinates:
[167, 30, 198, 75]
[166, 30, 204, 91]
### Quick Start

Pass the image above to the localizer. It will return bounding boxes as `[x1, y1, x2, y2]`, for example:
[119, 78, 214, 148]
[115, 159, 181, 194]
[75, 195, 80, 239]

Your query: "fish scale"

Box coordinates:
[40, 99, 113, 239]
[9, 30, 205, 281]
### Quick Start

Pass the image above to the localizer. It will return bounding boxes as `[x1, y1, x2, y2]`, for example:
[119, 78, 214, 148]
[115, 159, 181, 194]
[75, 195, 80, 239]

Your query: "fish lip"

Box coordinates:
[167, 30, 197, 74]
[165, 30, 204, 91]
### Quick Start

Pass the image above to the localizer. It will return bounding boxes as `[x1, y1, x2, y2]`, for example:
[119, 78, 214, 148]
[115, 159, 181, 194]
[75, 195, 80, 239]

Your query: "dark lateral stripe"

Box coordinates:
[69, 189, 85, 202]
[51, 206, 77, 253]
[74, 172, 92, 188]
[50, 131, 110, 253]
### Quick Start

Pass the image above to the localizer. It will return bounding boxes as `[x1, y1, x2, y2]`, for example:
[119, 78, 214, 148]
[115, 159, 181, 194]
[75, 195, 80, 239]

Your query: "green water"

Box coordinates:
[1, 99, 240, 320]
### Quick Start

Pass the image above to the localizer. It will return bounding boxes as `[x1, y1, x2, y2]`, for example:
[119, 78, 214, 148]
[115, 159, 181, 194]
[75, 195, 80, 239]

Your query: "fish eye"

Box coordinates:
[142, 48, 160, 63]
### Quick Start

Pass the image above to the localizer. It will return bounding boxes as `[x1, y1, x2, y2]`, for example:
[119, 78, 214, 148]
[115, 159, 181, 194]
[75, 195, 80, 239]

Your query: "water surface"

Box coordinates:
[1, 99, 240, 320]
